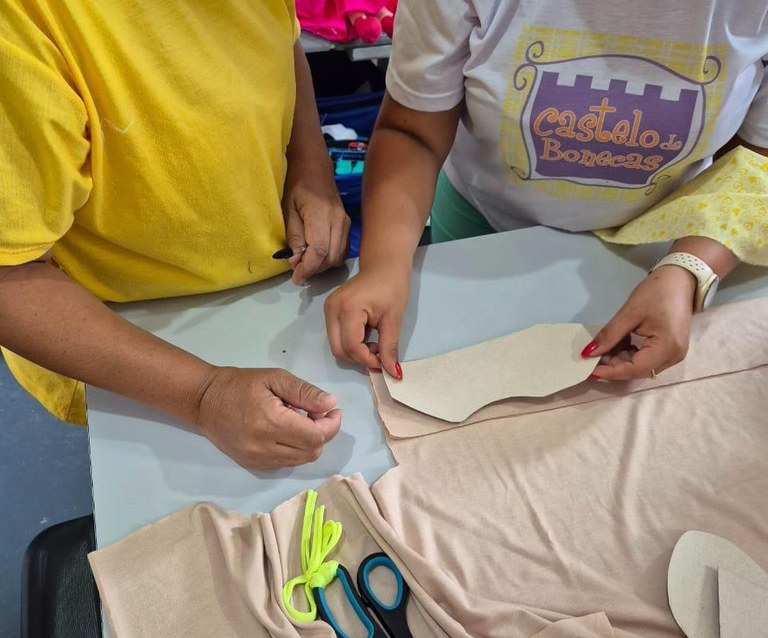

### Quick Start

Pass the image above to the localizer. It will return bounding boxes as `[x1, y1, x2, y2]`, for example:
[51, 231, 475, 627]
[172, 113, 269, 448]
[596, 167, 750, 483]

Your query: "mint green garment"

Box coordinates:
[429, 170, 496, 243]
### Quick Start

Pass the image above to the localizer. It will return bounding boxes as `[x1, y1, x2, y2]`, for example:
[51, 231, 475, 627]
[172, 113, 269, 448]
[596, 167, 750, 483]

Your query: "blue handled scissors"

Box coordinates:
[313, 552, 413, 638]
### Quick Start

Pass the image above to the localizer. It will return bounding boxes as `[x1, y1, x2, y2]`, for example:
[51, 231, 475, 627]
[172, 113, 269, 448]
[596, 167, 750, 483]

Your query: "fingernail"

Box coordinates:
[319, 392, 335, 402]
[369, 367, 382, 373]
[395, 362, 403, 380]
[581, 341, 599, 358]
[589, 373, 601, 380]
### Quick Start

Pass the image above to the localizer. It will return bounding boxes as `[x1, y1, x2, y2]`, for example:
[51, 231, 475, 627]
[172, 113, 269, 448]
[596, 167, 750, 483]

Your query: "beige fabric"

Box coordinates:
[370, 297, 768, 637]
[89, 476, 451, 638]
[89, 475, 614, 637]
[383, 323, 597, 422]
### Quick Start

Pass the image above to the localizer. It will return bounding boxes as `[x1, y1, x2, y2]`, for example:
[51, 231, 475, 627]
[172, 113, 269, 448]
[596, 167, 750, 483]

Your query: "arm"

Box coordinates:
[282, 41, 350, 284]
[0, 255, 340, 468]
[324, 93, 463, 376]
[359, 93, 463, 273]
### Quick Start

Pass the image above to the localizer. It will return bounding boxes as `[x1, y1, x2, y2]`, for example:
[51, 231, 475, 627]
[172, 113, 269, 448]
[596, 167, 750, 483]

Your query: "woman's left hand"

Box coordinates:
[582, 265, 696, 380]
[282, 168, 350, 285]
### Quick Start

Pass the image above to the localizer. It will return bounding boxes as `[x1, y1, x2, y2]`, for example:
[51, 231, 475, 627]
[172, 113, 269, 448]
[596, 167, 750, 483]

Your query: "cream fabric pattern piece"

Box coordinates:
[371, 297, 768, 444]
[383, 323, 598, 422]
[667, 530, 768, 638]
[596, 147, 768, 265]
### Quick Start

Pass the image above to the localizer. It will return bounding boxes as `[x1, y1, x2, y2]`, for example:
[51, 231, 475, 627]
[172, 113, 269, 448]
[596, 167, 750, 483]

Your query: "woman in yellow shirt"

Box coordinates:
[0, 0, 349, 468]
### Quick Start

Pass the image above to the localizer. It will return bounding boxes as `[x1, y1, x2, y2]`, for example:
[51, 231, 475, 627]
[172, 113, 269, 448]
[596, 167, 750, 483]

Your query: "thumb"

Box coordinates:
[268, 370, 337, 413]
[377, 315, 402, 380]
[587, 310, 639, 357]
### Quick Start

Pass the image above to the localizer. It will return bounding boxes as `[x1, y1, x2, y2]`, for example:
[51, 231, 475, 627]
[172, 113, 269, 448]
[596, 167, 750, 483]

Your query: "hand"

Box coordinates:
[194, 367, 342, 469]
[324, 265, 410, 379]
[282, 168, 350, 285]
[582, 266, 696, 381]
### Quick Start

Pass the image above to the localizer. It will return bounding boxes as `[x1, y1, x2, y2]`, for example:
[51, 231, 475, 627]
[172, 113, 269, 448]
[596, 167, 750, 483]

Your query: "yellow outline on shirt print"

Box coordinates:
[499, 26, 727, 204]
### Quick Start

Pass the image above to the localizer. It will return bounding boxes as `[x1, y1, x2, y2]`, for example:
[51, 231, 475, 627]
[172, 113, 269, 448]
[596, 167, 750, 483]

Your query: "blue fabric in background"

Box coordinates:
[316, 92, 384, 257]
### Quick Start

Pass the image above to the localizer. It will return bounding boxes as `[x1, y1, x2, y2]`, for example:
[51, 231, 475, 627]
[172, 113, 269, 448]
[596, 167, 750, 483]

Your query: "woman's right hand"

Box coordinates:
[324, 265, 411, 379]
[195, 366, 342, 469]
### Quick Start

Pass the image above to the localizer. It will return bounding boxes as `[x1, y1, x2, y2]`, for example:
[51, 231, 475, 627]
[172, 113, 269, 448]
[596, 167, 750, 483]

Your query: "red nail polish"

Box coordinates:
[395, 362, 403, 380]
[369, 367, 382, 373]
[589, 373, 601, 380]
[581, 341, 598, 358]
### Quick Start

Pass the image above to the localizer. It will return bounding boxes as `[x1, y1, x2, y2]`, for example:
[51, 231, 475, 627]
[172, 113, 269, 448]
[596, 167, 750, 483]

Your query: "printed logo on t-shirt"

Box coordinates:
[501, 29, 726, 202]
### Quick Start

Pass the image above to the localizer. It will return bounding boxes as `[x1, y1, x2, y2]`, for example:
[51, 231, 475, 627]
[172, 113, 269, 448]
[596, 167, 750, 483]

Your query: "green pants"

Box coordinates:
[430, 171, 495, 243]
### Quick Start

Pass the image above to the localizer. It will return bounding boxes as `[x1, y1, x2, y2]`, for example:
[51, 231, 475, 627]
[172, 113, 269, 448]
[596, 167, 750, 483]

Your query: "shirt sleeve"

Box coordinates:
[0, 4, 92, 266]
[385, 0, 474, 112]
[737, 58, 768, 148]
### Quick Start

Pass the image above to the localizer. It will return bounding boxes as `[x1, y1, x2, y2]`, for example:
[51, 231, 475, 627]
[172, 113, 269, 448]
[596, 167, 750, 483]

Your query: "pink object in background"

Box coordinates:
[295, 0, 393, 43]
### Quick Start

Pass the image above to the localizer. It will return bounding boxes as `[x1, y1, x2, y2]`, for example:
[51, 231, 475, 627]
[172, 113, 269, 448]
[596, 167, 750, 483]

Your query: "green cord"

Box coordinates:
[281, 489, 342, 622]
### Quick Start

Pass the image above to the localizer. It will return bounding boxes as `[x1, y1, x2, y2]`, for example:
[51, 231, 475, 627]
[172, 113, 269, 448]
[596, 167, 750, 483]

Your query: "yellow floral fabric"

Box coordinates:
[596, 146, 768, 266]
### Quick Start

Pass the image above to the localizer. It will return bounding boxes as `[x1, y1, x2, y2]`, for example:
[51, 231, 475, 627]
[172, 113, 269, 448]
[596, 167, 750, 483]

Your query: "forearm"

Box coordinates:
[0, 262, 214, 426]
[359, 96, 464, 273]
[285, 42, 334, 185]
[358, 129, 439, 272]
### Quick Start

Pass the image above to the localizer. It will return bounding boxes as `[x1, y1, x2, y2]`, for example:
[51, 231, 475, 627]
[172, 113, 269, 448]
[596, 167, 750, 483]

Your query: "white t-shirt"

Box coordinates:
[387, 1, 768, 232]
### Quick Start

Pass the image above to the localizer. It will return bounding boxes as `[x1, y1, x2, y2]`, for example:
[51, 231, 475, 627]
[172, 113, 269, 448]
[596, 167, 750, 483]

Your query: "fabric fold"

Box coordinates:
[90, 474, 618, 637]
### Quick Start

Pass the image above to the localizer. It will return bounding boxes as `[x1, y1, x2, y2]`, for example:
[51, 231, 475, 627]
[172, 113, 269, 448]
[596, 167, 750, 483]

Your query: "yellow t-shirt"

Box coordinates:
[1, 0, 300, 421]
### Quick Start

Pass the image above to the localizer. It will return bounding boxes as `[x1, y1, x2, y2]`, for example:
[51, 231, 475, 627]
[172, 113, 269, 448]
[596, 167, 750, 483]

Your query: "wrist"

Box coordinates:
[650, 262, 698, 294]
[650, 251, 720, 312]
[359, 250, 412, 278]
[179, 361, 221, 432]
[285, 153, 335, 188]
[670, 236, 739, 279]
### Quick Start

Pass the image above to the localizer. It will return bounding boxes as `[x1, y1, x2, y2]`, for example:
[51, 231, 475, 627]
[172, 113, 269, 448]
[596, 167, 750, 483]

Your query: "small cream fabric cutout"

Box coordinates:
[382, 323, 598, 422]
[596, 146, 768, 266]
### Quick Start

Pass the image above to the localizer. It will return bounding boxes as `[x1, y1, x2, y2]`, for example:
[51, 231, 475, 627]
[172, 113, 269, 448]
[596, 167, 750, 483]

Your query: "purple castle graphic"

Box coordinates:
[527, 71, 700, 186]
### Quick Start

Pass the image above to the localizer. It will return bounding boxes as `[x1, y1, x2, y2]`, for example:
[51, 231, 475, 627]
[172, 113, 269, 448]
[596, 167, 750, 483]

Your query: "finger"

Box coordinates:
[377, 314, 402, 379]
[266, 404, 330, 450]
[583, 310, 640, 358]
[608, 335, 634, 356]
[288, 251, 305, 270]
[293, 206, 331, 281]
[598, 344, 637, 365]
[592, 341, 667, 381]
[284, 206, 307, 255]
[325, 300, 380, 368]
[271, 410, 340, 466]
[339, 309, 381, 369]
[327, 211, 350, 267]
[272, 406, 342, 451]
[267, 369, 337, 413]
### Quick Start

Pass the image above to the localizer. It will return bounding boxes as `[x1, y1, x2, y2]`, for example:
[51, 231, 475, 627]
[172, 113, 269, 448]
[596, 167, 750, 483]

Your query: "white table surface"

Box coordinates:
[88, 227, 768, 552]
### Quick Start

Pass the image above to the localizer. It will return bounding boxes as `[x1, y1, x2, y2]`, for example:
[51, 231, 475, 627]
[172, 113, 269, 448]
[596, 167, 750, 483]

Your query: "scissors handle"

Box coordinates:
[314, 565, 390, 638]
[357, 553, 414, 638]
